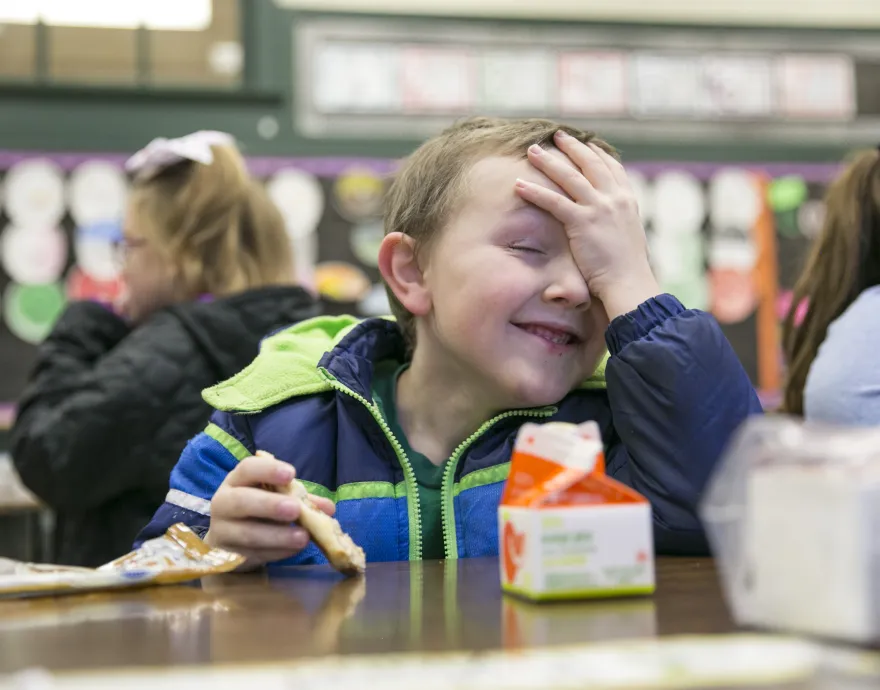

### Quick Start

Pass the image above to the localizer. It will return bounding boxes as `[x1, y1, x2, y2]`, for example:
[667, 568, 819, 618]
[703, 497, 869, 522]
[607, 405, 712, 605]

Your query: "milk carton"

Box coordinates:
[498, 421, 655, 601]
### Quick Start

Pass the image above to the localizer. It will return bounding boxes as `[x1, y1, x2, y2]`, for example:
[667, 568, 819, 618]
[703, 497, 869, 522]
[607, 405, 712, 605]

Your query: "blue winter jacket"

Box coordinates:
[136, 294, 762, 562]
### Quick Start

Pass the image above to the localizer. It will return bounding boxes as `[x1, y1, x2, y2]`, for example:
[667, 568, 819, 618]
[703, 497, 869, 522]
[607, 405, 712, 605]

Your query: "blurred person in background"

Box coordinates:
[11, 131, 321, 566]
[782, 146, 880, 424]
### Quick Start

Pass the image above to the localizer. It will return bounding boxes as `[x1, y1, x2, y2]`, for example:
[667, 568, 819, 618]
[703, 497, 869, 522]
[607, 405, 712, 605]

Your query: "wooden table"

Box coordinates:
[0, 558, 876, 689]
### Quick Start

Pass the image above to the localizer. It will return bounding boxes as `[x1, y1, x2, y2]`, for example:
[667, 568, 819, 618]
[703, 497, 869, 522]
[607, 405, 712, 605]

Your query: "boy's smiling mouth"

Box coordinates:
[512, 321, 583, 348]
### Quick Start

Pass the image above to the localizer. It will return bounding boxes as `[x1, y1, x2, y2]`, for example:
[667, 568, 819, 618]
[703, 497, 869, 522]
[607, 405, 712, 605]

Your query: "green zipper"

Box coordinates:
[440, 407, 557, 560]
[319, 368, 423, 561]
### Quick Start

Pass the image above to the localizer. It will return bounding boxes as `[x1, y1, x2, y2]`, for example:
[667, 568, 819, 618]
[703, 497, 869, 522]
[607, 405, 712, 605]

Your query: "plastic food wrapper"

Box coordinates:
[498, 421, 655, 601]
[700, 416, 880, 644]
[0, 524, 245, 600]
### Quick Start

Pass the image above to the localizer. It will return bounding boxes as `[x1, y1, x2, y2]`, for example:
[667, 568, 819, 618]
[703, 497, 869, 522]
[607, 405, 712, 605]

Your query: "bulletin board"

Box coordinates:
[290, 14, 880, 150]
[0, 149, 837, 420]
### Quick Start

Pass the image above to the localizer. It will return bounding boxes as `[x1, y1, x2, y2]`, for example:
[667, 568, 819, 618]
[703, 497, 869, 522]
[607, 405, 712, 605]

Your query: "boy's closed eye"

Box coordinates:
[506, 241, 545, 255]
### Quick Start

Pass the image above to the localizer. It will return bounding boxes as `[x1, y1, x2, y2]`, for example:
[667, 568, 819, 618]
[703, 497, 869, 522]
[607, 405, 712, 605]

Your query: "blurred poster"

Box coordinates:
[68, 161, 128, 227]
[4, 159, 66, 228]
[630, 53, 700, 117]
[558, 51, 628, 116]
[776, 54, 856, 119]
[401, 46, 475, 113]
[699, 54, 775, 118]
[312, 42, 402, 114]
[480, 50, 553, 113]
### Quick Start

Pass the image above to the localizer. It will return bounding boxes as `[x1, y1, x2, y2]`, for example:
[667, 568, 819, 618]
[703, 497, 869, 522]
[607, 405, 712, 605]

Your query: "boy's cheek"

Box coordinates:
[582, 335, 607, 372]
[591, 299, 610, 330]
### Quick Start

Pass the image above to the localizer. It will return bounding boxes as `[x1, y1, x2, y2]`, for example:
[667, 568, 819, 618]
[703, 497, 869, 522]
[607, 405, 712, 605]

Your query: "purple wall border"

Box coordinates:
[0, 150, 843, 183]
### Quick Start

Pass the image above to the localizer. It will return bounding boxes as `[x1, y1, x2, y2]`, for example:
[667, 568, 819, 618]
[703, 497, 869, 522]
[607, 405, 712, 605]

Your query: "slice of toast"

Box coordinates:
[255, 451, 366, 576]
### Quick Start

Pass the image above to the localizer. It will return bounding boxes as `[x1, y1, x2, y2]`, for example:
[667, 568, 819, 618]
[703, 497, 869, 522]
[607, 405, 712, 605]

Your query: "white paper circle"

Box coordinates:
[75, 222, 123, 281]
[797, 199, 826, 239]
[711, 225, 752, 243]
[651, 171, 706, 236]
[68, 161, 128, 226]
[359, 283, 392, 317]
[257, 115, 279, 140]
[709, 168, 761, 231]
[266, 170, 324, 240]
[208, 41, 243, 76]
[4, 159, 67, 228]
[708, 238, 758, 271]
[650, 235, 705, 284]
[663, 276, 709, 311]
[626, 169, 652, 224]
[0, 225, 68, 285]
[291, 231, 318, 291]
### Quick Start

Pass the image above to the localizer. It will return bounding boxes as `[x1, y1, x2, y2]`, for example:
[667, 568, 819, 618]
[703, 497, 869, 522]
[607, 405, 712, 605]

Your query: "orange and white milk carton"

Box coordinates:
[498, 421, 655, 600]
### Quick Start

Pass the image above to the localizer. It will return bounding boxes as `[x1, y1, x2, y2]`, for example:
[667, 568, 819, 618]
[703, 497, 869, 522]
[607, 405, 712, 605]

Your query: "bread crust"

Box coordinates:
[255, 451, 366, 575]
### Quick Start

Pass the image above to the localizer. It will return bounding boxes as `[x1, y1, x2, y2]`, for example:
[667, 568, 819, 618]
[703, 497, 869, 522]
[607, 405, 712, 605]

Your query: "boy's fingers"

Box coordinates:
[209, 520, 310, 552]
[588, 142, 631, 187]
[514, 179, 581, 225]
[526, 145, 595, 204]
[214, 486, 303, 522]
[227, 455, 295, 488]
[310, 495, 336, 517]
[236, 550, 302, 569]
[553, 132, 616, 191]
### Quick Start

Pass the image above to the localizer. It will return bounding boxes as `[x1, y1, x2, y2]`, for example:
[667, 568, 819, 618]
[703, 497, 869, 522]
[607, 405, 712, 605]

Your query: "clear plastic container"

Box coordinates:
[700, 416, 880, 643]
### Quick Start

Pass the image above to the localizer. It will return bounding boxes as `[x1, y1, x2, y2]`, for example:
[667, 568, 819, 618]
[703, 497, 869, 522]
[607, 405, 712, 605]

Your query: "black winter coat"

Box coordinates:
[11, 286, 321, 566]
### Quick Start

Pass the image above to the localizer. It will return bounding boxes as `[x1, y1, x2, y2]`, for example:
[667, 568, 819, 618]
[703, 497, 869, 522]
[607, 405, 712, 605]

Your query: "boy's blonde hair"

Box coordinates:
[130, 145, 293, 298]
[383, 117, 615, 350]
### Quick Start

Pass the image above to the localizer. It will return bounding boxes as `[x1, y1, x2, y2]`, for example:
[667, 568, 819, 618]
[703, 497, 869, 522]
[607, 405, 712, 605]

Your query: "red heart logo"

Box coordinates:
[502, 520, 526, 583]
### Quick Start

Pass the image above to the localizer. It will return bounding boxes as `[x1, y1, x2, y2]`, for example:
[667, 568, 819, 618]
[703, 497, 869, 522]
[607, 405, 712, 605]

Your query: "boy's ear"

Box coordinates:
[378, 232, 431, 317]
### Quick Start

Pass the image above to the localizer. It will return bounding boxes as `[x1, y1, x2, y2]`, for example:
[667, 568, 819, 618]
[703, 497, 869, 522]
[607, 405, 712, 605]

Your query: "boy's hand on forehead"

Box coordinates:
[515, 131, 660, 319]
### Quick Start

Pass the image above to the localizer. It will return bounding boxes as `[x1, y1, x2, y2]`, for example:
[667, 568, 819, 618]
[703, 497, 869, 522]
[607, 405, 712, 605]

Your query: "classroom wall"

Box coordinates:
[273, 0, 880, 27]
[0, 2, 875, 161]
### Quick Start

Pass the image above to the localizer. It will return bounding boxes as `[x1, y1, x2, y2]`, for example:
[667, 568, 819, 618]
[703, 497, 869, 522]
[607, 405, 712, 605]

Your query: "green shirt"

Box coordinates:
[371, 360, 447, 560]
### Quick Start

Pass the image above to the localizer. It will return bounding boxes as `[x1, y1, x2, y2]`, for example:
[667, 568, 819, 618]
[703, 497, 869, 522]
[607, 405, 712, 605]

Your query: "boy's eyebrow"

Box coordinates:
[503, 203, 553, 225]
[491, 204, 558, 239]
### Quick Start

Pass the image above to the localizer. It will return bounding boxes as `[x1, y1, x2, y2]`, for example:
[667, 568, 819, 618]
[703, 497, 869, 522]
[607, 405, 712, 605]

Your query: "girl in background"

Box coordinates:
[12, 132, 321, 566]
[782, 147, 880, 424]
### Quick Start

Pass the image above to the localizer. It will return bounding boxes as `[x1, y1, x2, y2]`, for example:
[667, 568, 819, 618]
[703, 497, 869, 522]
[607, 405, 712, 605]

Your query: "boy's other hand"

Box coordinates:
[515, 131, 660, 319]
[205, 454, 335, 570]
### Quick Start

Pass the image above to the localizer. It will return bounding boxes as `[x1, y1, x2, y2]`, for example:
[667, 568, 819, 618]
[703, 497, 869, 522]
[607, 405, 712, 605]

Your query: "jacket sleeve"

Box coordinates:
[11, 302, 204, 511]
[602, 294, 763, 555]
[133, 411, 254, 547]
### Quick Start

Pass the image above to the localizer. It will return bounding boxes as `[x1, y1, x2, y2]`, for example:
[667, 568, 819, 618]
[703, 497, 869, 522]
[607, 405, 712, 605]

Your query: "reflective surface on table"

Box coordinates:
[0, 557, 724, 672]
[0, 557, 876, 689]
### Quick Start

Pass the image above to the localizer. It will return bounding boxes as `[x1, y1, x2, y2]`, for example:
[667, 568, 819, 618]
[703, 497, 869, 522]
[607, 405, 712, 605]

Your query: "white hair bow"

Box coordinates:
[125, 130, 237, 180]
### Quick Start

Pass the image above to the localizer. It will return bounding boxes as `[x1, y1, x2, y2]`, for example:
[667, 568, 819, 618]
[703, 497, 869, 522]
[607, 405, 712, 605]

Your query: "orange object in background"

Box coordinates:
[752, 175, 782, 399]
[498, 422, 654, 601]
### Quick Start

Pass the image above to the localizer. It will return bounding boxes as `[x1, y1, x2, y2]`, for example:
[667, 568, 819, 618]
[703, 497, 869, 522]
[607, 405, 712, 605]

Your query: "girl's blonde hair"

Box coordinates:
[130, 144, 293, 298]
[782, 148, 880, 415]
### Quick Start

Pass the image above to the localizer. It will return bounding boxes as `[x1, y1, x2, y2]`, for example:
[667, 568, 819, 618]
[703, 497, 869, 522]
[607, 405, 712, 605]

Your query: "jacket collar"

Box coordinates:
[202, 315, 606, 413]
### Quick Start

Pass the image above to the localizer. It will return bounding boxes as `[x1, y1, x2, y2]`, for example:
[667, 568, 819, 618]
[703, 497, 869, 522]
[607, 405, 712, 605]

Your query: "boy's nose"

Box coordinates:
[542, 258, 591, 311]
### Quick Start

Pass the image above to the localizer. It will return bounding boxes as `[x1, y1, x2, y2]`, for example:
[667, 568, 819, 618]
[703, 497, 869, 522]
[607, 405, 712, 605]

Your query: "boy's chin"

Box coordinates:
[502, 375, 578, 410]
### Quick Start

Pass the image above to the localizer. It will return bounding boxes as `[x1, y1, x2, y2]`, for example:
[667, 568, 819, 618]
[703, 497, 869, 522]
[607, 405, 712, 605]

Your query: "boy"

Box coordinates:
[137, 118, 761, 568]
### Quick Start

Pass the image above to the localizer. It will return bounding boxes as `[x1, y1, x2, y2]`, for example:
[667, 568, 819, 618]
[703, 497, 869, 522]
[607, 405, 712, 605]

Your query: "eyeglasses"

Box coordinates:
[111, 237, 148, 265]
